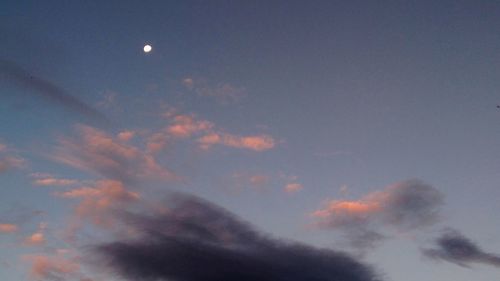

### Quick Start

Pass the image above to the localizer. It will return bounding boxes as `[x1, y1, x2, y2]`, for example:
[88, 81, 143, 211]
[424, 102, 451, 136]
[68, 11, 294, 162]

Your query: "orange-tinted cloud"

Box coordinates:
[56, 180, 139, 227]
[0, 143, 24, 173]
[249, 175, 270, 186]
[24, 222, 47, 246]
[54, 125, 178, 182]
[167, 114, 214, 138]
[312, 200, 380, 220]
[311, 179, 444, 250]
[0, 223, 18, 233]
[25, 232, 45, 246]
[23, 254, 80, 281]
[151, 111, 276, 153]
[33, 177, 78, 186]
[312, 179, 443, 228]
[284, 183, 303, 193]
[198, 132, 275, 151]
[117, 130, 135, 142]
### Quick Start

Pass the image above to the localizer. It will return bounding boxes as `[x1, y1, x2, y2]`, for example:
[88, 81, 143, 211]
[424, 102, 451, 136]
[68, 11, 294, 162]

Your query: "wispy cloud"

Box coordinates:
[0, 59, 106, 122]
[23, 252, 83, 281]
[92, 192, 383, 281]
[311, 179, 444, 250]
[55, 179, 139, 228]
[23, 222, 47, 246]
[0, 208, 44, 236]
[284, 183, 303, 193]
[31, 173, 79, 187]
[182, 77, 246, 104]
[0, 142, 24, 174]
[117, 130, 136, 142]
[422, 229, 500, 268]
[0, 224, 18, 233]
[53, 125, 179, 182]
[197, 132, 275, 151]
[148, 111, 276, 153]
[223, 173, 271, 193]
[0, 156, 24, 173]
[167, 114, 214, 139]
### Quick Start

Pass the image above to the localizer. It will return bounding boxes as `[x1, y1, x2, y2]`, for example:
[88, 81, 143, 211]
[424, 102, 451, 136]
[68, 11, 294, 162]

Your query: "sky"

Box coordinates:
[1, 1, 500, 280]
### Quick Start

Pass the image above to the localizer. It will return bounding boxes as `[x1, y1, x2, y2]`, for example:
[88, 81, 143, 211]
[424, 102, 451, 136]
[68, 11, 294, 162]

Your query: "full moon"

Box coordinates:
[143, 44, 152, 53]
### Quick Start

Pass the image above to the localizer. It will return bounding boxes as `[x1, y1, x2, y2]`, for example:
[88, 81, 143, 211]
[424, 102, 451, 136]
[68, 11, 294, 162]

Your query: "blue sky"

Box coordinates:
[1, 1, 500, 281]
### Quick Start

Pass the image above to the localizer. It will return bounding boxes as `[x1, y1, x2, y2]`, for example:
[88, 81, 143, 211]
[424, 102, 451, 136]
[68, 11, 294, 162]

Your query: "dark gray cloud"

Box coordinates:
[0, 59, 106, 122]
[423, 229, 500, 268]
[312, 179, 444, 251]
[93, 193, 383, 281]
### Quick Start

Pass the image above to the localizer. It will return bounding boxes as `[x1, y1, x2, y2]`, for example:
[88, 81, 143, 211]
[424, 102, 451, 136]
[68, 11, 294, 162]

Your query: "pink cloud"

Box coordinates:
[25, 232, 45, 246]
[24, 222, 47, 246]
[0, 156, 24, 173]
[117, 130, 135, 142]
[249, 175, 270, 186]
[23, 254, 80, 281]
[56, 180, 139, 227]
[146, 132, 169, 154]
[198, 133, 275, 151]
[54, 125, 178, 182]
[151, 111, 276, 153]
[0, 223, 18, 233]
[310, 179, 443, 237]
[284, 183, 303, 193]
[33, 177, 78, 186]
[167, 114, 214, 138]
[309, 180, 444, 250]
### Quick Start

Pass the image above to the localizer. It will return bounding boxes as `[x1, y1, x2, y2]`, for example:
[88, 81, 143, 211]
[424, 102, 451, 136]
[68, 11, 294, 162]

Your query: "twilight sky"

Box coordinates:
[1, 1, 500, 281]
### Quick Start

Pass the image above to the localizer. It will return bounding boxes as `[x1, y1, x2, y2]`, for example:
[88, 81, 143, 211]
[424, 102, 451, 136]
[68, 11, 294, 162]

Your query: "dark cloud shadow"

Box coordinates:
[312, 179, 444, 252]
[0, 59, 107, 123]
[422, 228, 500, 268]
[92, 192, 383, 281]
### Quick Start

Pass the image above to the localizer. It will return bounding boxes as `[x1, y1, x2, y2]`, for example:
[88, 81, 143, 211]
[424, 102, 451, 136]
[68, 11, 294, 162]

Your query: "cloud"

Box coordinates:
[55, 179, 139, 228]
[0, 59, 106, 122]
[0, 208, 44, 234]
[145, 113, 214, 154]
[25, 232, 45, 246]
[148, 111, 276, 153]
[167, 114, 214, 139]
[182, 77, 246, 104]
[224, 173, 271, 193]
[198, 133, 275, 151]
[92, 192, 382, 281]
[24, 222, 47, 246]
[422, 229, 500, 268]
[0, 156, 24, 173]
[31, 174, 78, 187]
[0, 223, 18, 233]
[54, 125, 178, 182]
[311, 179, 443, 250]
[284, 183, 303, 193]
[0, 143, 24, 174]
[23, 253, 81, 281]
[117, 131, 135, 142]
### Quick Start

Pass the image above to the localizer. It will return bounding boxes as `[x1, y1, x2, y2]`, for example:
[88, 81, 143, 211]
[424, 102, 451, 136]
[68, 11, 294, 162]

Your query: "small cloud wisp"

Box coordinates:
[423, 229, 500, 268]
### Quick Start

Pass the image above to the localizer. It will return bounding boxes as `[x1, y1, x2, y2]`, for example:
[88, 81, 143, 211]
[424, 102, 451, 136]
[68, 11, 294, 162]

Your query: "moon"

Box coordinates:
[143, 44, 152, 53]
